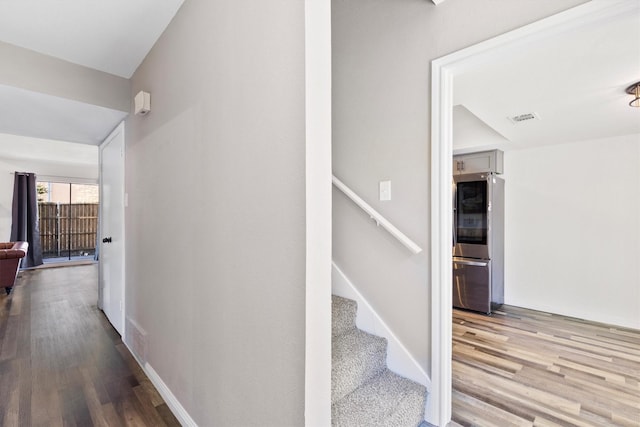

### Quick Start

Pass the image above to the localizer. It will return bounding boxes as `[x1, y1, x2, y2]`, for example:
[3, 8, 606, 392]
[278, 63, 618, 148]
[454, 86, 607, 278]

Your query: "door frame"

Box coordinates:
[304, 0, 332, 424]
[98, 121, 126, 336]
[429, 1, 627, 424]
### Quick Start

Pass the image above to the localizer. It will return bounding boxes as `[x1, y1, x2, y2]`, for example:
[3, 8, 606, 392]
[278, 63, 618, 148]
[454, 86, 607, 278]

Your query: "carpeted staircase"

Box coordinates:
[332, 295, 427, 426]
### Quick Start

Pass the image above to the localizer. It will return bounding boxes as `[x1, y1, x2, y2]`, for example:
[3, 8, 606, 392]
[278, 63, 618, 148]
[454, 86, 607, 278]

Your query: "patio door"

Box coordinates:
[37, 181, 99, 262]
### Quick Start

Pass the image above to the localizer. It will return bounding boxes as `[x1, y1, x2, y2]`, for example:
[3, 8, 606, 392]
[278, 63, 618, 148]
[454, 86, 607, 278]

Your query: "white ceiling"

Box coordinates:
[453, 3, 640, 152]
[0, 0, 184, 78]
[0, 0, 184, 146]
[0, 133, 97, 165]
[0, 84, 128, 145]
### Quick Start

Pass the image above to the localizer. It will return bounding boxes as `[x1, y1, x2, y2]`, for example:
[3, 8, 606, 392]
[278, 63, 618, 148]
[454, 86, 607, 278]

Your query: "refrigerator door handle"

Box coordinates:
[453, 183, 457, 247]
[453, 259, 489, 267]
[453, 217, 458, 247]
[453, 210, 457, 247]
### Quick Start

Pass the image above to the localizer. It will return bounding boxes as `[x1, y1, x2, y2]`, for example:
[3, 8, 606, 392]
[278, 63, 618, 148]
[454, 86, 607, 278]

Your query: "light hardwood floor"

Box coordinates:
[452, 305, 640, 427]
[0, 264, 180, 427]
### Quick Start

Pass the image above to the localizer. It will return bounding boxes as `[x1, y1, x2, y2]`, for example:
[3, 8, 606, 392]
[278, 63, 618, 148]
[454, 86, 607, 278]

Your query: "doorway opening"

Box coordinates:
[431, 2, 636, 425]
[36, 180, 99, 264]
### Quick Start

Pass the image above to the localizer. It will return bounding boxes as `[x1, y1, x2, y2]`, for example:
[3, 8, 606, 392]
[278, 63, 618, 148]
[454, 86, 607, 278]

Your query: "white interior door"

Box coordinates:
[99, 122, 125, 336]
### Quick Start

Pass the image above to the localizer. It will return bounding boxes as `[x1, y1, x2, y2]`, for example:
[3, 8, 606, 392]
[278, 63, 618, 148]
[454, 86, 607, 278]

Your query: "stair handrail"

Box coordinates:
[332, 175, 423, 255]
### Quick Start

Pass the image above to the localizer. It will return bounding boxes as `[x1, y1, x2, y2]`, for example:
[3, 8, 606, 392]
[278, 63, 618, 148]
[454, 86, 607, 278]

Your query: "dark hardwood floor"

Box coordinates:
[452, 305, 640, 427]
[0, 264, 180, 427]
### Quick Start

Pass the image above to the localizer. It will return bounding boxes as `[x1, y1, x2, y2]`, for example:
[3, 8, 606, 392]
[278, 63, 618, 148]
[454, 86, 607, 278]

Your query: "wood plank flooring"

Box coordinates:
[0, 264, 180, 427]
[452, 305, 640, 427]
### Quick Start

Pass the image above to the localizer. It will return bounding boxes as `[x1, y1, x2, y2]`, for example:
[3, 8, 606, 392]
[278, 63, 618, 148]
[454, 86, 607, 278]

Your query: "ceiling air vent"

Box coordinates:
[508, 112, 540, 124]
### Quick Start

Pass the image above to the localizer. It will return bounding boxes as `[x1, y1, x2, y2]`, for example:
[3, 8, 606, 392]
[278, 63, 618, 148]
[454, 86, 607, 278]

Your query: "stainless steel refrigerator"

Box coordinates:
[453, 172, 504, 314]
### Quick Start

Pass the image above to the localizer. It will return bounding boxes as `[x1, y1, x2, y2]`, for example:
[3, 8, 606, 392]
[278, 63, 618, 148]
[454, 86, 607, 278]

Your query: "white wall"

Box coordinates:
[0, 133, 98, 240]
[332, 0, 588, 375]
[125, 1, 305, 426]
[504, 134, 640, 329]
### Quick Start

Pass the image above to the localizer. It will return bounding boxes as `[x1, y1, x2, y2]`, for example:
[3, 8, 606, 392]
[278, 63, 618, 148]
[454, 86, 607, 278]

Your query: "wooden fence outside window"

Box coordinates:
[38, 202, 99, 257]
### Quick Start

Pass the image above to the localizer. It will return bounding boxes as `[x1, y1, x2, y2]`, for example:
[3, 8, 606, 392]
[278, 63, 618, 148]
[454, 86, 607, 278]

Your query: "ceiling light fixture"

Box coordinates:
[626, 82, 640, 108]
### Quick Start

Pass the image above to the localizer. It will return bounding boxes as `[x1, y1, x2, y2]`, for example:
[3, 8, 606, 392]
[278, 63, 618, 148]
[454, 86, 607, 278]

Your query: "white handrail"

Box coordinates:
[332, 175, 423, 255]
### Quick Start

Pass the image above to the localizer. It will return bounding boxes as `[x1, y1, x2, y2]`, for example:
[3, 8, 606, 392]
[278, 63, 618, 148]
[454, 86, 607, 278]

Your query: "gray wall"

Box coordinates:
[0, 41, 129, 112]
[332, 0, 588, 374]
[124, 1, 305, 426]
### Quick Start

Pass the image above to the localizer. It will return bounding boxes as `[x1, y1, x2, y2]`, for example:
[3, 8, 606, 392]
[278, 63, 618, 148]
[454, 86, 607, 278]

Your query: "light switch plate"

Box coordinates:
[379, 180, 391, 201]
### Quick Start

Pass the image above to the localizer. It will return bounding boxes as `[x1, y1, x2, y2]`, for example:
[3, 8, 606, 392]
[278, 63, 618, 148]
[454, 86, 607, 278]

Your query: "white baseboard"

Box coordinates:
[332, 262, 431, 391]
[144, 363, 198, 427]
[124, 341, 198, 427]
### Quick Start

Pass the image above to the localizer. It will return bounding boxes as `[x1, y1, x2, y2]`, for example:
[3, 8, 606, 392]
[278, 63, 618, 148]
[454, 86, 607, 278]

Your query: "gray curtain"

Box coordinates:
[10, 172, 43, 268]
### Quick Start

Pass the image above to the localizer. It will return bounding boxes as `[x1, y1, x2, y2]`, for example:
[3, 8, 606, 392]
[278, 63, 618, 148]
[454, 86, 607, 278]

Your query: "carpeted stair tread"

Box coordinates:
[331, 295, 427, 425]
[332, 369, 427, 427]
[332, 295, 357, 338]
[332, 328, 387, 403]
